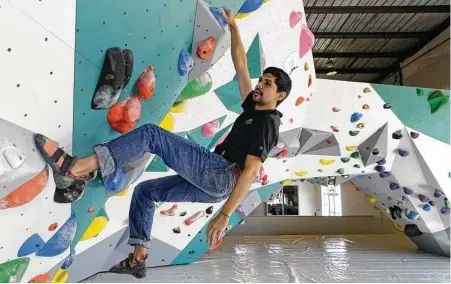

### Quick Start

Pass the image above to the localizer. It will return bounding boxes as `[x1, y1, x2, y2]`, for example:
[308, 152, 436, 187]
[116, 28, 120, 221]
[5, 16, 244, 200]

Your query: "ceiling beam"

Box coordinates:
[305, 5, 450, 14]
[316, 68, 393, 74]
[314, 32, 427, 39]
[314, 52, 403, 58]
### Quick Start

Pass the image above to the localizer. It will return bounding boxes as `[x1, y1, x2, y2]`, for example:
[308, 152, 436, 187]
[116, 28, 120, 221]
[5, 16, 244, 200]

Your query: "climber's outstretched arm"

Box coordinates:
[221, 8, 253, 101]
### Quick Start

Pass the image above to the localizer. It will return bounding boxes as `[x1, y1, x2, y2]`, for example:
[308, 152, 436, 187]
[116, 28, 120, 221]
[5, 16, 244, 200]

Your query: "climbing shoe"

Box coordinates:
[109, 253, 147, 279]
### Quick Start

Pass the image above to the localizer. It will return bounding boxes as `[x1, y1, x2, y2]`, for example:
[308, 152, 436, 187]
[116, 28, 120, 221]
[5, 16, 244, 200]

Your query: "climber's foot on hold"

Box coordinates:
[109, 253, 147, 279]
[34, 134, 97, 203]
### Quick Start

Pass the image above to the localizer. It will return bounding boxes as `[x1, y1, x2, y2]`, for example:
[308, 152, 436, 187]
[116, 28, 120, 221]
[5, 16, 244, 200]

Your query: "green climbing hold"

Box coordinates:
[176, 72, 213, 102]
[0, 257, 30, 283]
[427, 90, 449, 114]
[350, 152, 360, 159]
[445, 198, 450, 209]
[349, 130, 360, 136]
[341, 157, 350, 163]
[416, 88, 425, 96]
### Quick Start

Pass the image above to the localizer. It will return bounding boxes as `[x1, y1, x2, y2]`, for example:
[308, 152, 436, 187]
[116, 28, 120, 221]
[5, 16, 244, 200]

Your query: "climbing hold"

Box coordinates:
[0, 257, 30, 283]
[354, 164, 361, 168]
[137, 66, 156, 100]
[289, 118, 294, 123]
[441, 207, 450, 215]
[304, 62, 309, 71]
[308, 74, 312, 87]
[350, 112, 363, 123]
[51, 268, 69, 283]
[185, 210, 206, 226]
[276, 142, 285, 149]
[392, 222, 404, 232]
[238, 0, 264, 13]
[319, 158, 335, 165]
[385, 208, 390, 214]
[61, 249, 76, 270]
[331, 126, 339, 132]
[208, 238, 223, 252]
[239, 219, 246, 225]
[403, 187, 414, 195]
[202, 120, 220, 137]
[389, 182, 399, 191]
[289, 11, 303, 28]
[160, 204, 178, 216]
[423, 204, 431, 211]
[80, 216, 108, 241]
[209, 7, 227, 27]
[358, 95, 362, 99]
[36, 214, 77, 257]
[379, 172, 390, 178]
[346, 146, 356, 151]
[428, 201, 435, 206]
[179, 211, 187, 217]
[170, 101, 188, 113]
[377, 159, 386, 165]
[277, 149, 288, 159]
[317, 169, 323, 172]
[337, 168, 345, 175]
[363, 87, 371, 93]
[357, 123, 365, 129]
[173, 227, 181, 234]
[295, 171, 308, 177]
[159, 113, 175, 132]
[48, 223, 58, 231]
[390, 206, 403, 220]
[282, 179, 291, 186]
[178, 49, 194, 76]
[206, 206, 213, 215]
[295, 96, 305, 106]
[327, 139, 334, 145]
[375, 165, 385, 173]
[427, 90, 449, 114]
[383, 103, 392, 109]
[365, 194, 377, 204]
[349, 130, 360, 136]
[434, 189, 443, 198]
[418, 194, 430, 203]
[28, 272, 51, 283]
[197, 37, 216, 60]
[341, 157, 350, 163]
[0, 166, 49, 209]
[115, 188, 129, 196]
[409, 131, 420, 140]
[398, 149, 409, 157]
[362, 104, 370, 110]
[18, 233, 45, 257]
[104, 167, 125, 193]
[88, 206, 95, 214]
[299, 24, 315, 58]
[4, 148, 25, 169]
[416, 88, 425, 96]
[107, 95, 142, 134]
[445, 198, 450, 208]
[332, 107, 340, 112]
[405, 209, 419, 221]
[237, 205, 244, 212]
[177, 72, 213, 102]
[392, 130, 403, 139]
[350, 152, 360, 159]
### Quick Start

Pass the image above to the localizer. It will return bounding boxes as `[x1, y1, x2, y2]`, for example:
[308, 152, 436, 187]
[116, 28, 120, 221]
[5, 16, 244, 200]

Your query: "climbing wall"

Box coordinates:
[0, 0, 450, 282]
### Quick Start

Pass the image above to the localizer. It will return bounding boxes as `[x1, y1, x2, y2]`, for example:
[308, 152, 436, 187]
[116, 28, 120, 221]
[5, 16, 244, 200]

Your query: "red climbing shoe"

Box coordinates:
[109, 253, 147, 279]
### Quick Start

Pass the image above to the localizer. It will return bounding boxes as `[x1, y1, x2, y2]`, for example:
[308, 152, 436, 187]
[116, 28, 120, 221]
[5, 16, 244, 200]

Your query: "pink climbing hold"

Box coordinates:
[88, 207, 95, 214]
[184, 210, 206, 226]
[202, 120, 220, 137]
[160, 204, 178, 216]
[332, 107, 340, 112]
[410, 131, 420, 139]
[277, 149, 288, 159]
[299, 24, 315, 58]
[237, 205, 244, 212]
[289, 118, 294, 123]
[289, 11, 303, 28]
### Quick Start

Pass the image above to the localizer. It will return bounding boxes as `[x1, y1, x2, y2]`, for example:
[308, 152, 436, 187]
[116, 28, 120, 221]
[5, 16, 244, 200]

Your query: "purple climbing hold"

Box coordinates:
[210, 7, 228, 27]
[392, 130, 403, 140]
[390, 182, 400, 191]
[423, 204, 431, 211]
[350, 112, 363, 123]
[375, 165, 385, 173]
[441, 207, 450, 215]
[403, 187, 414, 195]
[419, 194, 429, 203]
[398, 149, 409, 157]
[377, 159, 386, 165]
[379, 172, 390, 178]
[410, 131, 420, 139]
[434, 189, 443, 198]
[178, 48, 194, 76]
[383, 103, 392, 109]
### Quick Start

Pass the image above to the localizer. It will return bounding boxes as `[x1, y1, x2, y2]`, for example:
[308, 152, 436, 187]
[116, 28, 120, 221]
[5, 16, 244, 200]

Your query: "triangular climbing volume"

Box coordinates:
[214, 79, 243, 114]
[298, 128, 335, 154]
[302, 132, 341, 156]
[268, 127, 302, 158]
[244, 34, 264, 79]
[358, 122, 388, 166]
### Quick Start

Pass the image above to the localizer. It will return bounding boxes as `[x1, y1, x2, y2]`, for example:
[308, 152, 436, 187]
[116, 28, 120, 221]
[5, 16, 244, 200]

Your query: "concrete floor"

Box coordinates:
[83, 234, 450, 283]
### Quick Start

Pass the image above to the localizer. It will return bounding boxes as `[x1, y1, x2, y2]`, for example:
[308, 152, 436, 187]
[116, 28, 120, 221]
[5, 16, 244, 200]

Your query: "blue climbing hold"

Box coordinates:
[355, 175, 364, 179]
[423, 204, 431, 211]
[238, 0, 264, 14]
[210, 7, 227, 27]
[36, 214, 77, 257]
[350, 112, 363, 123]
[17, 233, 45, 257]
[178, 48, 194, 76]
[405, 209, 419, 220]
[61, 248, 76, 269]
[104, 168, 125, 193]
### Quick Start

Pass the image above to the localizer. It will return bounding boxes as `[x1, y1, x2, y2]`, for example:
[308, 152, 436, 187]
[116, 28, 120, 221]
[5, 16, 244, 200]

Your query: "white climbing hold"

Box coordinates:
[4, 148, 26, 169]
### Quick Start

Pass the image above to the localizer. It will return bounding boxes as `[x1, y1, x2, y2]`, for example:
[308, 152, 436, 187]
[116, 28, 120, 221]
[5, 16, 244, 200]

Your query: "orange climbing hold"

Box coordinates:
[208, 238, 223, 252]
[0, 166, 49, 209]
[137, 66, 156, 100]
[28, 272, 51, 283]
[308, 74, 312, 87]
[107, 95, 142, 134]
[48, 223, 58, 231]
[197, 37, 216, 60]
[295, 96, 305, 106]
[160, 204, 178, 216]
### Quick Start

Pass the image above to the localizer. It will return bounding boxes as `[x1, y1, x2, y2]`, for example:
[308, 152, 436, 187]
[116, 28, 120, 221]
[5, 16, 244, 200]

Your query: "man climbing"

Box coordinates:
[34, 8, 291, 279]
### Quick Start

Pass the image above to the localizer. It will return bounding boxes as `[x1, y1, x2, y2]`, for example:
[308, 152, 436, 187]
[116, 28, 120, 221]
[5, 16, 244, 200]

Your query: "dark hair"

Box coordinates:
[263, 67, 292, 106]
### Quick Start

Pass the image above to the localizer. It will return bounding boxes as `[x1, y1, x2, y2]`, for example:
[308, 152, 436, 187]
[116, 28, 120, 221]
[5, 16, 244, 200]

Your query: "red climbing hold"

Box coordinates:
[208, 238, 223, 252]
[48, 223, 58, 231]
[137, 66, 156, 100]
[28, 272, 51, 283]
[160, 204, 178, 216]
[358, 95, 362, 99]
[332, 107, 340, 112]
[107, 95, 142, 134]
[331, 126, 339, 132]
[308, 74, 312, 87]
[327, 139, 334, 145]
[295, 96, 305, 106]
[277, 149, 288, 159]
[88, 206, 96, 214]
[185, 210, 206, 226]
[197, 37, 216, 60]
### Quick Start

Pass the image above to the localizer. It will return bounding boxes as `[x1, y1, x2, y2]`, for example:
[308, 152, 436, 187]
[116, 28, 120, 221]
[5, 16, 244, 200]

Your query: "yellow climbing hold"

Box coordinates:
[282, 179, 291, 186]
[362, 104, 370, 110]
[319, 158, 335, 165]
[392, 222, 404, 232]
[170, 101, 188, 113]
[159, 113, 175, 132]
[51, 269, 69, 283]
[235, 12, 251, 19]
[81, 216, 108, 241]
[357, 123, 366, 129]
[304, 62, 309, 71]
[295, 171, 308, 177]
[363, 87, 371, 93]
[365, 194, 377, 204]
[346, 145, 357, 151]
[115, 188, 129, 196]
[385, 208, 390, 214]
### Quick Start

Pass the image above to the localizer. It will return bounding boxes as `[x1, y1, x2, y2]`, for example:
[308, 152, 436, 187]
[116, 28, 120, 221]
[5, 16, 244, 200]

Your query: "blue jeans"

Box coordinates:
[93, 123, 237, 248]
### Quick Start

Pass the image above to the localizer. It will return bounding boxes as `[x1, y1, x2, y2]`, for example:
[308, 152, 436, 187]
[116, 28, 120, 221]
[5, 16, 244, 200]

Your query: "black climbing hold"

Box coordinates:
[173, 227, 181, 234]
[179, 211, 187, 216]
[377, 159, 386, 165]
[353, 164, 360, 168]
[206, 206, 213, 214]
[383, 103, 391, 109]
[389, 205, 403, 220]
[342, 175, 349, 179]
[419, 194, 429, 203]
[337, 168, 345, 174]
[428, 200, 435, 206]
[188, 250, 195, 255]
[372, 148, 380, 155]
[392, 130, 403, 140]
[403, 187, 414, 195]
[402, 196, 408, 201]
[375, 165, 385, 173]
[317, 169, 323, 172]
[122, 49, 134, 88]
[398, 149, 409, 157]
[404, 224, 422, 237]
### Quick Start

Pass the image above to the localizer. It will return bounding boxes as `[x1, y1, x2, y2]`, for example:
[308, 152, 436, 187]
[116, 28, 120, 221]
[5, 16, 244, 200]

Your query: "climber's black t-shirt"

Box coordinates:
[214, 93, 282, 171]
